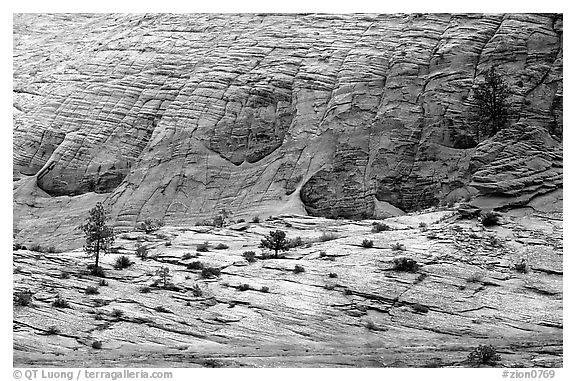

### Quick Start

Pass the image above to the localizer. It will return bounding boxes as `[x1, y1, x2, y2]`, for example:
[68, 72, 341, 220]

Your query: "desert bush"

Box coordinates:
[141, 218, 164, 234]
[252, 216, 260, 223]
[418, 222, 428, 231]
[196, 241, 210, 252]
[329, 272, 338, 278]
[111, 309, 124, 318]
[260, 230, 290, 258]
[47, 246, 57, 253]
[191, 284, 203, 297]
[98, 279, 108, 287]
[392, 257, 419, 272]
[319, 232, 338, 242]
[187, 261, 205, 270]
[287, 236, 304, 248]
[46, 326, 60, 335]
[467, 344, 501, 365]
[182, 252, 194, 260]
[412, 303, 429, 313]
[514, 258, 529, 274]
[344, 289, 353, 295]
[293, 265, 305, 274]
[60, 271, 70, 279]
[260, 286, 269, 293]
[238, 284, 250, 291]
[135, 243, 148, 259]
[365, 320, 378, 331]
[319, 251, 327, 258]
[391, 242, 406, 251]
[154, 306, 171, 313]
[214, 243, 229, 250]
[481, 211, 499, 227]
[201, 267, 221, 278]
[139, 286, 152, 294]
[85, 286, 99, 295]
[372, 222, 392, 233]
[90, 266, 106, 278]
[14, 290, 33, 306]
[13, 243, 26, 250]
[361, 239, 374, 248]
[165, 241, 172, 247]
[52, 295, 70, 308]
[92, 341, 103, 349]
[242, 251, 257, 263]
[114, 255, 133, 270]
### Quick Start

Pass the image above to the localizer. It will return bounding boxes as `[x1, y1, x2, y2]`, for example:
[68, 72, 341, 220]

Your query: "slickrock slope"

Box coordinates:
[13, 13, 562, 249]
[13, 210, 562, 367]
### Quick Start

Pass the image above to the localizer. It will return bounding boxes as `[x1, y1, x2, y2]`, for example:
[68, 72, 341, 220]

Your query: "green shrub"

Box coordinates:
[191, 284, 203, 297]
[392, 257, 419, 272]
[155, 266, 171, 288]
[187, 261, 204, 270]
[201, 267, 221, 278]
[252, 216, 260, 223]
[47, 246, 57, 253]
[344, 289, 353, 295]
[85, 286, 99, 295]
[111, 309, 124, 318]
[238, 284, 250, 291]
[139, 286, 152, 294]
[365, 320, 378, 331]
[242, 251, 257, 263]
[412, 303, 429, 313]
[466, 272, 484, 283]
[260, 286, 269, 293]
[391, 242, 406, 251]
[60, 271, 71, 279]
[52, 295, 70, 308]
[196, 241, 210, 252]
[114, 255, 133, 270]
[141, 218, 164, 234]
[361, 239, 374, 248]
[29, 244, 42, 252]
[214, 243, 229, 250]
[182, 252, 194, 260]
[99, 279, 109, 287]
[92, 341, 103, 349]
[46, 326, 60, 335]
[287, 236, 304, 248]
[514, 259, 529, 273]
[329, 272, 338, 278]
[89, 265, 106, 278]
[319, 251, 327, 258]
[135, 244, 149, 260]
[293, 265, 305, 274]
[372, 222, 391, 232]
[14, 290, 33, 306]
[467, 344, 501, 365]
[481, 211, 499, 227]
[154, 306, 171, 313]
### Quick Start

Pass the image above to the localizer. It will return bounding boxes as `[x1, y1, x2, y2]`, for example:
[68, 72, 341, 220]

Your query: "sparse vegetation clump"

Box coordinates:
[191, 284, 203, 297]
[329, 272, 338, 278]
[418, 222, 428, 231]
[466, 271, 484, 283]
[293, 265, 305, 274]
[111, 309, 124, 318]
[114, 255, 133, 270]
[60, 271, 70, 279]
[154, 306, 171, 313]
[372, 222, 392, 233]
[85, 286, 99, 295]
[187, 261, 205, 270]
[139, 286, 152, 294]
[201, 267, 221, 278]
[238, 284, 250, 291]
[14, 290, 33, 306]
[140, 218, 164, 234]
[467, 344, 501, 366]
[252, 216, 260, 223]
[361, 239, 374, 248]
[80, 202, 115, 272]
[242, 251, 257, 263]
[481, 211, 499, 227]
[155, 266, 172, 288]
[260, 230, 290, 258]
[471, 66, 512, 138]
[412, 303, 429, 313]
[214, 243, 229, 250]
[391, 242, 406, 251]
[29, 244, 42, 252]
[365, 320, 378, 331]
[392, 257, 419, 272]
[182, 252, 194, 260]
[89, 266, 106, 278]
[260, 286, 269, 293]
[287, 236, 304, 248]
[91, 341, 103, 349]
[196, 241, 210, 252]
[514, 258, 529, 274]
[46, 326, 60, 335]
[52, 295, 70, 309]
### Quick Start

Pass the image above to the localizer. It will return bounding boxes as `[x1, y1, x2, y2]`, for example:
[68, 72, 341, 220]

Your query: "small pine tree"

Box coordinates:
[155, 266, 171, 288]
[259, 230, 289, 258]
[79, 202, 115, 273]
[471, 66, 512, 138]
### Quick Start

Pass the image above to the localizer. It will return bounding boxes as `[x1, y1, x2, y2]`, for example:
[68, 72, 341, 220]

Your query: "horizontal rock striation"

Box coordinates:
[13, 13, 562, 245]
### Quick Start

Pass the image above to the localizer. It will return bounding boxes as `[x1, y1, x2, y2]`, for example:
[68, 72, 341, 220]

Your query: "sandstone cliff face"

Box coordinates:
[13, 13, 562, 246]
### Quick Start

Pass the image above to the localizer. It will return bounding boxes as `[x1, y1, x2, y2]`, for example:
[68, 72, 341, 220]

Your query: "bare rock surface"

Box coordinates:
[13, 209, 562, 367]
[13, 14, 562, 249]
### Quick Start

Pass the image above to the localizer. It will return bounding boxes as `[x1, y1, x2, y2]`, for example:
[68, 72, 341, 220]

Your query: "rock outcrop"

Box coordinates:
[13, 13, 563, 248]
